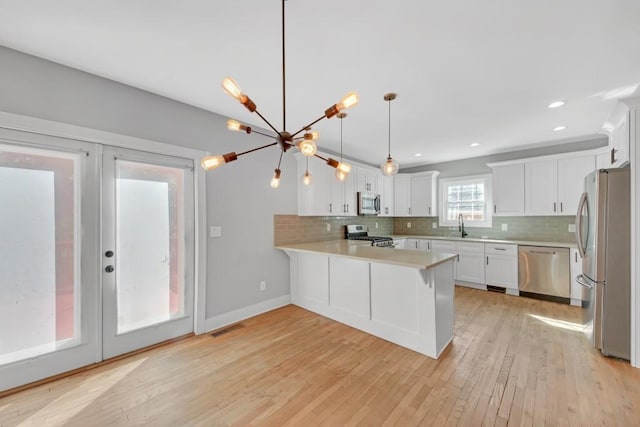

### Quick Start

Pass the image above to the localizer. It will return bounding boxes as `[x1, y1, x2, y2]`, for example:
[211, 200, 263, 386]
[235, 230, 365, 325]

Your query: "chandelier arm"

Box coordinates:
[313, 153, 328, 162]
[388, 99, 392, 157]
[291, 115, 327, 138]
[248, 128, 278, 139]
[236, 141, 279, 157]
[253, 110, 280, 135]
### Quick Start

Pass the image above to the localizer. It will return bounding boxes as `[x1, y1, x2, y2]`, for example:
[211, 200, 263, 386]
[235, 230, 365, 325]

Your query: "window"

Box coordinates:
[439, 174, 492, 228]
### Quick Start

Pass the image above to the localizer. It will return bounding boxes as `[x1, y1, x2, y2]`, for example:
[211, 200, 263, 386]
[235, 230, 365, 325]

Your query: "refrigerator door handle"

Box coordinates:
[576, 273, 594, 289]
[575, 192, 588, 259]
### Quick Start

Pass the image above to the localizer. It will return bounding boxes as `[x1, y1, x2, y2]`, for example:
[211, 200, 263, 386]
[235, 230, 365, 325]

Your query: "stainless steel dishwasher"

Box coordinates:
[518, 246, 570, 298]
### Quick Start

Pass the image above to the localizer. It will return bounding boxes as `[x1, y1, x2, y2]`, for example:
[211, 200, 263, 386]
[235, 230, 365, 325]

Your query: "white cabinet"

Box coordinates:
[610, 111, 630, 168]
[379, 175, 395, 217]
[356, 168, 378, 193]
[431, 240, 456, 253]
[485, 243, 518, 293]
[410, 172, 439, 217]
[491, 163, 524, 216]
[557, 155, 595, 214]
[418, 239, 432, 252]
[330, 171, 356, 216]
[403, 238, 423, 251]
[569, 248, 582, 307]
[524, 159, 558, 215]
[455, 242, 485, 284]
[524, 155, 595, 216]
[596, 148, 610, 170]
[394, 175, 412, 216]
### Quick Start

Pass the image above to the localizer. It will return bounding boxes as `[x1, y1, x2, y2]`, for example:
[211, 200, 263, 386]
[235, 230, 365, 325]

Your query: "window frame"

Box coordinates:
[438, 174, 493, 228]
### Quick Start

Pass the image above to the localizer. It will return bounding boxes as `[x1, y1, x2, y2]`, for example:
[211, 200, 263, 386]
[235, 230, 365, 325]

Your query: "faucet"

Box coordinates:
[458, 214, 468, 238]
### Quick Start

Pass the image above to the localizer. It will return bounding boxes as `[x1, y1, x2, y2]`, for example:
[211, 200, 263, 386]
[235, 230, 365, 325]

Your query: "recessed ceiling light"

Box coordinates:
[553, 125, 567, 131]
[414, 153, 422, 157]
[548, 100, 566, 109]
[470, 142, 480, 147]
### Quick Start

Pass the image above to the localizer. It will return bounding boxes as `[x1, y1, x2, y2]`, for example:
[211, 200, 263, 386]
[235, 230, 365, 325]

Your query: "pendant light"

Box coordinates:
[303, 157, 312, 186]
[336, 112, 351, 181]
[380, 93, 399, 176]
[201, 0, 359, 188]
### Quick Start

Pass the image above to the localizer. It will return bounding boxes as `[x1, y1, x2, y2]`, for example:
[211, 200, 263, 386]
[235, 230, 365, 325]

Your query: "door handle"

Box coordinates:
[576, 274, 593, 289]
[575, 192, 588, 259]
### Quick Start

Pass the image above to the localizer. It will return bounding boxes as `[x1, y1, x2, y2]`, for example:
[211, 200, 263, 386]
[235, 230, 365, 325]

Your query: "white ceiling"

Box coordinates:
[1, 0, 639, 167]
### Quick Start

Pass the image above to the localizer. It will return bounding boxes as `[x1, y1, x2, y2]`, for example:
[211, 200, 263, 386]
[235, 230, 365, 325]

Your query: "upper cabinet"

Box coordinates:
[603, 102, 631, 168]
[331, 170, 357, 216]
[379, 175, 395, 217]
[393, 172, 439, 217]
[356, 168, 378, 194]
[298, 155, 332, 216]
[490, 163, 524, 216]
[489, 151, 596, 217]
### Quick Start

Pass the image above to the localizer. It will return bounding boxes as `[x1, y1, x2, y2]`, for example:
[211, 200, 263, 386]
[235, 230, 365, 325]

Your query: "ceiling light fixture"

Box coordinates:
[470, 142, 480, 147]
[380, 93, 399, 176]
[548, 100, 566, 109]
[414, 153, 423, 157]
[336, 113, 351, 182]
[553, 125, 567, 131]
[201, 0, 359, 187]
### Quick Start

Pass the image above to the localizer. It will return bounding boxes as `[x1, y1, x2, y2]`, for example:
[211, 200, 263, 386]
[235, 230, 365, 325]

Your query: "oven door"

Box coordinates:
[357, 192, 380, 215]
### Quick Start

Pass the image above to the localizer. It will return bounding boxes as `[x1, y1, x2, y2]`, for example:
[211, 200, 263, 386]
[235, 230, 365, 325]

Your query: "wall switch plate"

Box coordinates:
[326, 223, 331, 232]
[501, 224, 508, 231]
[210, 226, 222, 237]
[568, 224, 576, 232]
[260, 280, 266, 291]
[432, 222, 437, 229]
[407, 222, 412, 229]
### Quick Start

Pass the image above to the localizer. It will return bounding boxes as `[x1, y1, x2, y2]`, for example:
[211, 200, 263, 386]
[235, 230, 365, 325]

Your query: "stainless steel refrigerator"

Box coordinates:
[575, 167, 630, 360]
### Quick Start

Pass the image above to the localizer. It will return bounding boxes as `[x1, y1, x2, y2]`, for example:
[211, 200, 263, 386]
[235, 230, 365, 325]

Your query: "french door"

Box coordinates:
[101, 146, 195, 359]
[0, 129, 196, 392]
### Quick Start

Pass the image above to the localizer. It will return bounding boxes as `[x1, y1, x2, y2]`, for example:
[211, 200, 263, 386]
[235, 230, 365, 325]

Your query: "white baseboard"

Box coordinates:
[455, 281, 487, 291]
[204, 294, 291, 333]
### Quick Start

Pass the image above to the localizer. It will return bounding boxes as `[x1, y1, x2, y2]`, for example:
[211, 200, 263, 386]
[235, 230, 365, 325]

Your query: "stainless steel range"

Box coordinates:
[345, 224, 395, 247]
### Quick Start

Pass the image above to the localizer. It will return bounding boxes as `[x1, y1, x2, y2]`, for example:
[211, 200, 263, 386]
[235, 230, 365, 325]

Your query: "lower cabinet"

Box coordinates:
[455, 242, 485, 284]
[485, 243, 518, 293]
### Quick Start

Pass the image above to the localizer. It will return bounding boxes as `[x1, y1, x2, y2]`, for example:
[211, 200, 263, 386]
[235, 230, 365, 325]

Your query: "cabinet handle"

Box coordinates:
[611, 148, 618, 164]
[385, 207, 389, 214]
[347, 204, 349, 213]
[560, 202, 563, 213]
[409, 207, 411, 214]
[575, 252, 577, 262]
[486, 256, 489, 265]
[494, 247, 506, 251]
[428, 241, 431, 250]
[494, 205, 497, 214]
[329, 203, 332, 213]
[553, 202, 556, 212]
[429, 206, 431, 215]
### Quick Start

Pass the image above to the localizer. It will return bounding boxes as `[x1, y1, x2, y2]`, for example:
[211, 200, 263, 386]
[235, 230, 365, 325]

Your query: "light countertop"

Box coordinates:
[276, 240, 457, 270]
[390, 235, 577, 248]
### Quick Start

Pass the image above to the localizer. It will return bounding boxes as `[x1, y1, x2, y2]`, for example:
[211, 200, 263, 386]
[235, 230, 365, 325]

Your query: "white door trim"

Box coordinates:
[0, 110, 208, 335]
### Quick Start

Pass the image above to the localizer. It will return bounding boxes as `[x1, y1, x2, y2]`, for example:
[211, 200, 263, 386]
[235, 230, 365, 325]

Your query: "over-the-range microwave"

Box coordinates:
[357, 192, 380, 215]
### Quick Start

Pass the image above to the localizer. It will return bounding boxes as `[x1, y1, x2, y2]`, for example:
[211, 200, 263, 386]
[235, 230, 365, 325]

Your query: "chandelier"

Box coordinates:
[201, 0, 359, 187]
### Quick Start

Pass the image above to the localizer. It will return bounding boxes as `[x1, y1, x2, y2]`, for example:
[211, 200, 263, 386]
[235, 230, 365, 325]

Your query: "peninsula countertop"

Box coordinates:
[276, 240, 457, 270]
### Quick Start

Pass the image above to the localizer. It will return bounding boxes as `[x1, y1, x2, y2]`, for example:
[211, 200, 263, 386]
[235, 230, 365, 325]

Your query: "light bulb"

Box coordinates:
[221, 77, 243, 100]
[270, 169, 281, 189]
[309, 131, 320, 140]
[337, 162, 351, 174]
[380, 157, 399, 176]
[337, 92, 359, 111]
[227, 119, 243, 131]
[298, 139, 317, 157]
[336, 169, 347, 181]
[201, 155, 225, 171]
[303, 171, 312, 186]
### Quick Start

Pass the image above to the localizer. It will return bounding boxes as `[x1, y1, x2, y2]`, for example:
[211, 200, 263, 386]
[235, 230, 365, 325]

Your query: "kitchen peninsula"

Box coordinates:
[277, 241, 457, 359]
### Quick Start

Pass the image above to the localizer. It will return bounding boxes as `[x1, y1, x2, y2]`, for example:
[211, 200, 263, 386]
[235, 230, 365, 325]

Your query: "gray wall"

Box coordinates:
[0, 45, 297, 319]
[402, 137, 608, 178]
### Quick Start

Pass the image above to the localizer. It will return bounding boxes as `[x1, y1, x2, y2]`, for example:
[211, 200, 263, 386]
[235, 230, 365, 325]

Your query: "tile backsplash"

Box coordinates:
[393, 216, 576, 243]
[275, 215, 576, 245]
[274, 215, 394, 246]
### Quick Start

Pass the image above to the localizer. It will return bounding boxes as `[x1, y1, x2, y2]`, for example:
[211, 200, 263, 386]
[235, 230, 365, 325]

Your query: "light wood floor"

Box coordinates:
[1, 287, 639, 426]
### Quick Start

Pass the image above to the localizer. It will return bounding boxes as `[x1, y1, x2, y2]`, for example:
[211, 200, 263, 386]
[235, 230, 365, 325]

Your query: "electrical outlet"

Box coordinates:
[407, 222, 412, 229]
[568, 224, 576, 232]
[326, 223, 331, 232]
[260, 280, 266, 291]
[209, 226, 222, 237]
[432, 222, 437, 229]
[501, 224, 508, 231]
[375, 222, 379, 229]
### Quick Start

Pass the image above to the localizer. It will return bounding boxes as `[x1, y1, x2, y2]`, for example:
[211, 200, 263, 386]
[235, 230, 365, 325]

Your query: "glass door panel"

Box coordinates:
[102, 147, 194, 359]
[0, 131, 99, 393]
